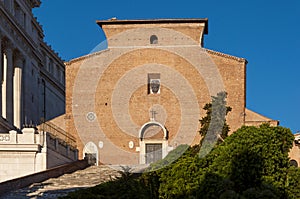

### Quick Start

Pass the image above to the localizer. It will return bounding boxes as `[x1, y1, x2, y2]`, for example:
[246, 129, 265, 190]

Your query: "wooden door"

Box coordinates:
[146, 143, 162, 164]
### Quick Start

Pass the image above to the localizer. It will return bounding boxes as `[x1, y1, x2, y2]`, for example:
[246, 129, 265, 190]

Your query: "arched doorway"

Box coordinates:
[83, 142, 98, 166]
[139, 121, 168, 164]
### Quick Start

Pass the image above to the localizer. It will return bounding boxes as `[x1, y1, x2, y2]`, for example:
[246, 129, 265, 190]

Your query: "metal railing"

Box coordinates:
[38, 121, 76, 148]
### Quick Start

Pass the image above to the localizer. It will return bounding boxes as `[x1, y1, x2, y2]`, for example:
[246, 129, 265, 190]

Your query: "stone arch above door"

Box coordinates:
[138, 121, 169, 164]
[139, 121, 168, 140]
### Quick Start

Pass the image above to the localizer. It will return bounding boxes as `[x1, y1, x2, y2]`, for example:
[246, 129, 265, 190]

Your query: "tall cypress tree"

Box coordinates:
[199, 91, 232, 145]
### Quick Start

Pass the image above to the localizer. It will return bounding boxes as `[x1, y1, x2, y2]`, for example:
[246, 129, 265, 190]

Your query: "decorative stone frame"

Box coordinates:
[138, 121, 168, 164]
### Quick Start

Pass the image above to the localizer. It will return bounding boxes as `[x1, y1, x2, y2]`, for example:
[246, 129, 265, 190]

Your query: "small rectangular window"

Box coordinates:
[148, 73, 160, 94]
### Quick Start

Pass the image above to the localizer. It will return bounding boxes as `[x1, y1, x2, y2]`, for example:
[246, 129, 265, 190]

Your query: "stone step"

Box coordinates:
[1, 165, 122, 199]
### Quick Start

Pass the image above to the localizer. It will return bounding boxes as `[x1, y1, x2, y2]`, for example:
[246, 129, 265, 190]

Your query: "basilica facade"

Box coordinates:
[65, 19, 278, 165]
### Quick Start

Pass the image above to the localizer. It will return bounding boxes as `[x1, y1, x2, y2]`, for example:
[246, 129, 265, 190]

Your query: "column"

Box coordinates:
[2, 43, 7, 119]
[2, 42, 13, 123]
[0, 34, 2, 117]
[13, 56, 23, 129]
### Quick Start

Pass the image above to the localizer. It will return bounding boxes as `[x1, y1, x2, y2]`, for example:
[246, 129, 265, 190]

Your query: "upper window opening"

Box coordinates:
[148, 73, 160, 94]
[150, 35, 158, 44]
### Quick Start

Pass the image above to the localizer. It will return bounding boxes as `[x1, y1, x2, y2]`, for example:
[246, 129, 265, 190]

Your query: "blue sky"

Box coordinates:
[33, 0, 300, 133]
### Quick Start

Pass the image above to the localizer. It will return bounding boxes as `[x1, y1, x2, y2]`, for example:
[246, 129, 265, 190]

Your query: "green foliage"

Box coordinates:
[202, 124, 294, 197]
[199, 91, 232, 144]
[286, 166, 300, 199]
[158, 158, 202, 197]
[60, 92, 299, 199]
[220, 124, 293, 192]
[156, 124, 295, 198]
[198, 91, 232, 158]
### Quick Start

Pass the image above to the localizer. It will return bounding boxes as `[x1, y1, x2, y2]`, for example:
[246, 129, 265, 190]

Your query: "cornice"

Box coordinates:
[40, 69, 65, 95]
[40, 42, 64, 66]
[0, 2, 61, 68]
[65, 47, 248, 66]
[65, 49, 110, 66]
[97, 18, 209, 34]
[0, 5, 37, 53]
[29, 0, 41, 8]
[205, 48, 248, 64]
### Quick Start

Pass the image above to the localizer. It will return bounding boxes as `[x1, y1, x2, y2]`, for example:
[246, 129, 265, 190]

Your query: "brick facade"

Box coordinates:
[65, 19, 277, 165]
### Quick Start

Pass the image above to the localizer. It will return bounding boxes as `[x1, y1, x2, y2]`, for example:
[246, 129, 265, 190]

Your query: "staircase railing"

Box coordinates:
[38, 120, 77, 148]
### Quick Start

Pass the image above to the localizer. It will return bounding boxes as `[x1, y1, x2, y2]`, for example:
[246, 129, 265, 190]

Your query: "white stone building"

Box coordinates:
[0, 127, 77, 182]
[0, 0, 76, 182]
[0, 0, 65, 131]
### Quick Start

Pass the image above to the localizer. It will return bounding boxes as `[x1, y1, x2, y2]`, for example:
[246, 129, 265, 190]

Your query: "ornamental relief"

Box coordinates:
[150, 79, 160, 94]
[0, 135, 10, 142]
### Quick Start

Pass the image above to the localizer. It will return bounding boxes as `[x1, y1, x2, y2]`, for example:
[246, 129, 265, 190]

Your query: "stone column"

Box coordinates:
[13, 56, 23, 129]
[1, 44, 7, 119]
[0, 33, 2, 117]
[2, 42, 14, 123]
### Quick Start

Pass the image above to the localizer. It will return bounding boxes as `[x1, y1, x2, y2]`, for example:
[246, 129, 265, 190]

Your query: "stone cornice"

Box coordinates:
[17, 0, 44, 37]
[65, 49, 110, 66]
[205, 48, 248, 64]
[40, 69, 65, 96]
[29, 0, 41, 8]
[40, 42, 64, 66]
[1, 38, 14, 50]
[65, 47, 249, 67]
[0, 144, 41, 152]
[65, 47, 248, 66]
[0, 5, 36, 54]
[97, 18, 209, 34]
[0, 2, 61, 69]
[0, 117, 16, 133]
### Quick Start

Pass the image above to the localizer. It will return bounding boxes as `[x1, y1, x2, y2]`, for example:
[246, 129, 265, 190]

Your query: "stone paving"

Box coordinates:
[1, 165, 123, 199]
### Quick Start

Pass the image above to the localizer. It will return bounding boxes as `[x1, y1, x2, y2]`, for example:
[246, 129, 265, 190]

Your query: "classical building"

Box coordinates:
[0, 0, 65, 131]
[0, 0, 76, 182]
[65, 18, 278, 165]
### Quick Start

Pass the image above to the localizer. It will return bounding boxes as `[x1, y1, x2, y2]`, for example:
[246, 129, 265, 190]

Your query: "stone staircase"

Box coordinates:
[1, 165, 122, 199]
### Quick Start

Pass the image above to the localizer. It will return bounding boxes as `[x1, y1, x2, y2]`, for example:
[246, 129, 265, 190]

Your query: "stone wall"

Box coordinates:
[0, 128, 78, 182]
[45, 135, 78, 168]
[0, 159, 89, 196]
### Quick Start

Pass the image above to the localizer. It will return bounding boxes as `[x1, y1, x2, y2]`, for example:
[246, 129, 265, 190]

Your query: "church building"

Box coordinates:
[65, 18, 278, 165]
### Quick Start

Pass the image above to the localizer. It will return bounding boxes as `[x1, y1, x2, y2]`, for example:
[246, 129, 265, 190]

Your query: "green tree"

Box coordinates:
[286, 166, 300, 199]
[198, 91, 232, 158]
[199, 91, 232, 142]
[157, 124, 295, 198]
[198, 124, 294, 198]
